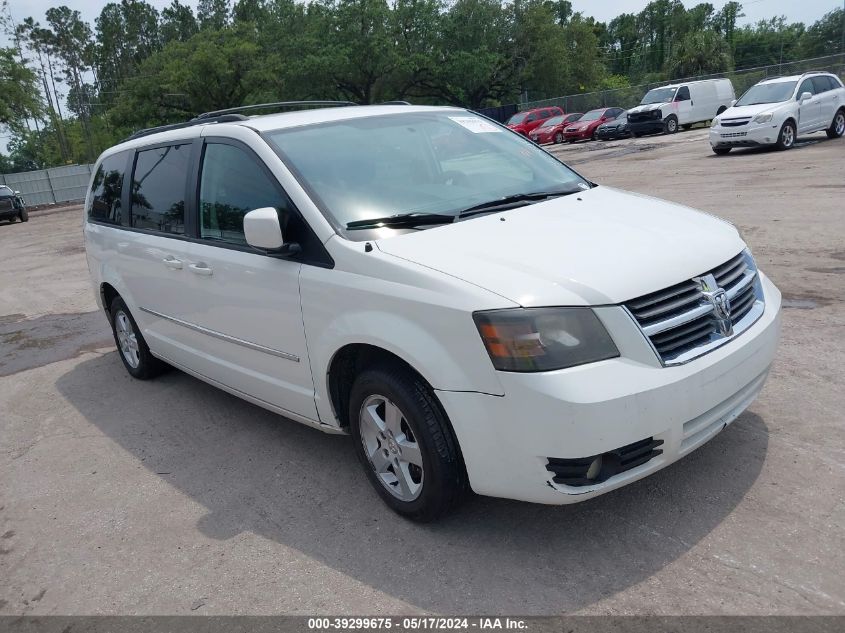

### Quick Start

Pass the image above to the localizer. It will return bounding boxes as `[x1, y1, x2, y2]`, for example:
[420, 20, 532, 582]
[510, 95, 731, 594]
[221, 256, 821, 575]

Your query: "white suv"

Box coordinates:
[710, 71, 845, 154]
[84, 103, 781, 521]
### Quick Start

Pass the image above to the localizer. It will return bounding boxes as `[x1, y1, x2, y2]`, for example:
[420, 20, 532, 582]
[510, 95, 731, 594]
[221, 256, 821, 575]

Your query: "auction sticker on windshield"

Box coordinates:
[449, 116, 500, 133]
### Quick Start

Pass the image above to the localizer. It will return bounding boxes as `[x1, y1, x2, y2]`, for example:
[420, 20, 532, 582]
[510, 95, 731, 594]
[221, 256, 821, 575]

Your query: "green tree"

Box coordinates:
[668, 29, 732, 78]
[0, 48, 42, 130]
[161, 0, 199, 43]
[198, 0, 230, 30]
[95, 0, 161, 104]
[798, 8, 844, 57]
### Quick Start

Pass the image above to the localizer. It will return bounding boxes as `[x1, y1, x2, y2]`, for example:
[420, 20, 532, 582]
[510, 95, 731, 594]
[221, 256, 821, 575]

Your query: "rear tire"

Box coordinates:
[776, 120, 796, 150]
[664, 116, 678, 134]
[712, 147, 732, 155]
[554, 132, 563, 144]
[109, 296, 167, 380]
[826, 109, 845, 139]
[349, 364, 467, 522]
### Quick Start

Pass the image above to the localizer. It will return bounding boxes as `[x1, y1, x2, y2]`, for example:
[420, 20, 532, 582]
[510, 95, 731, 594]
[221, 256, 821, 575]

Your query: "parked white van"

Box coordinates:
[627, 78, 735, 135]
[84, 103, 781, 521]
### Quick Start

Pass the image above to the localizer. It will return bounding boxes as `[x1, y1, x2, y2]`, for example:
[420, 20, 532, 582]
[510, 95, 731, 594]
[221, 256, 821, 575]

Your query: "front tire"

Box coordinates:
[554, 131, 563, 144]
[776, 120, 796, 150]
[109, 297, 167, 379]
[349, 364, 467, 522]
[826, 109, 845, 139]
[664, 116, 678, 134]
[19, 208, 28, 222]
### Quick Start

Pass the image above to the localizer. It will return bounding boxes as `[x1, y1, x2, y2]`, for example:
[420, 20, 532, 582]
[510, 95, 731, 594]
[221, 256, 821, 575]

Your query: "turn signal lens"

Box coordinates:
[473, 308, 619, 372]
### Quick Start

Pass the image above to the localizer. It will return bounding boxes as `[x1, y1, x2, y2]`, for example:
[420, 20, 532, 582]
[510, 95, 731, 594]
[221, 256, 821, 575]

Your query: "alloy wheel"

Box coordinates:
[835, 113, 845, 136]
[358, 394, 424, 501]
[782, 123, 795, 148]
[115, 310, 141, 369]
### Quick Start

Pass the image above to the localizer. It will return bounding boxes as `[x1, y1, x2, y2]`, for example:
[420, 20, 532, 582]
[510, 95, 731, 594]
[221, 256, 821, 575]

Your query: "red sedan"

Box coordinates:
[562, 107, 626, 142]
[529, 113, 584, 144]
[505, 107, 563, 136]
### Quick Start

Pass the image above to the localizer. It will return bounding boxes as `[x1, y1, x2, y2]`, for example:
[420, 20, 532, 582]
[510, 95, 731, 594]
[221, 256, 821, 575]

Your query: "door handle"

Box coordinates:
[188, 262, 213, 276]
[162, 256, 182, 270]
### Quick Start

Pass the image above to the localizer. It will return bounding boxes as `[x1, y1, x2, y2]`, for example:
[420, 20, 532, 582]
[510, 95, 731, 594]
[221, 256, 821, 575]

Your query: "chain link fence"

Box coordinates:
[0, 164, 94, 207]
[517, 53, 845, 114]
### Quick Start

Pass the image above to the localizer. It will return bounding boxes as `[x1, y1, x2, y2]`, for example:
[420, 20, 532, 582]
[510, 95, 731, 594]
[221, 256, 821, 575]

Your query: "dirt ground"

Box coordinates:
[1, 128, 843, 615]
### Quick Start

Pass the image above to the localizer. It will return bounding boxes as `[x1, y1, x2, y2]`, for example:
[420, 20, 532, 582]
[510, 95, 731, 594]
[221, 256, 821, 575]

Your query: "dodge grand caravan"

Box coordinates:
[84, 103, 781, 521]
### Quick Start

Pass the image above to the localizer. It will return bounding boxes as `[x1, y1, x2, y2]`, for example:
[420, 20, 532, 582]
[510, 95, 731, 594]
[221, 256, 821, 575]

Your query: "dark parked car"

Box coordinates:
[595, 112, 632, 140]
[0, 185, 28, 223]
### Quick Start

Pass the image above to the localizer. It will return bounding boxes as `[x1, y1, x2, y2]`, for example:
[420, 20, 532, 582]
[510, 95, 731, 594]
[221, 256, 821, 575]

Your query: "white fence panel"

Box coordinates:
[0, 164, 94, 206]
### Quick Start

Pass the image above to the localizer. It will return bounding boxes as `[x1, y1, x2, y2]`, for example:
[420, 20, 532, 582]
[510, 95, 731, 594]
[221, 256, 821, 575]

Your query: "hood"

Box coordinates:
[628, 103, 666, 114]
[567, 120, 591, 129]
[718, 103, 777, 118]
[375, 186, 744, 306]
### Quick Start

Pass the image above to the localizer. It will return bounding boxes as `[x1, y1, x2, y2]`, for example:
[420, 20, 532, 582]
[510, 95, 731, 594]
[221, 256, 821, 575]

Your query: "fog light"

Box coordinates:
[586, 456, 603, 480]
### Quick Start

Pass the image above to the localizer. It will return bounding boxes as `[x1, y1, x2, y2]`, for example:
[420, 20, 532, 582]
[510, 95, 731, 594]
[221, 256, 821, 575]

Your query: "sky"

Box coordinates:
[4, 0, 841, 31]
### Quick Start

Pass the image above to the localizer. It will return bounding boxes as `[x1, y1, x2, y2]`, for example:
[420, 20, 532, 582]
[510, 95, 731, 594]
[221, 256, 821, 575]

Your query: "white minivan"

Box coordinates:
[627, 78, 735, 135]
[84, 103, 781, 521]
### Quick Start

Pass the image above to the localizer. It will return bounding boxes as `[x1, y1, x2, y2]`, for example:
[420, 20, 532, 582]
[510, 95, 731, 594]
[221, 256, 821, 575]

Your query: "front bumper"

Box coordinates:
[628, 119, 665, 135]
[710, 122, 781, 148]
[437, 274, 781, 504]
[596, 128, 627, 140]
[563, 128, 592, 141]
[530, 131, 553, 144]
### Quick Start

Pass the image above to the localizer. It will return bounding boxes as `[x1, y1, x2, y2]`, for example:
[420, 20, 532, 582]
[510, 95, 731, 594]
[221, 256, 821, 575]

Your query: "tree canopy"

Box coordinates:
[1, 0, 842, 170]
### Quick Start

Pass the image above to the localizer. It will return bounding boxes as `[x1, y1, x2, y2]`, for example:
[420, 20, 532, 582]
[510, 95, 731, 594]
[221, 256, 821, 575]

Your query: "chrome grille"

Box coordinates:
[624, 251, 765, 365]
[720, 117, 751, 127]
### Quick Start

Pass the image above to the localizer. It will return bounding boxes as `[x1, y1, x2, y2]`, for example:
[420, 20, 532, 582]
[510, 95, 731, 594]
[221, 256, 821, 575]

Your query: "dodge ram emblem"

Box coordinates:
[696, 273, 733, 337]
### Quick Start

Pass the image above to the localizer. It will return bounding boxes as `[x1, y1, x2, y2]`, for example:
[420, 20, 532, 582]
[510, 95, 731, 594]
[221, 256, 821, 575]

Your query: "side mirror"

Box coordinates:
[243, 207, 300, 257]
[730, 99, 736, 107]
[800, 91, 812, 102]
[14, 190, 20, 195]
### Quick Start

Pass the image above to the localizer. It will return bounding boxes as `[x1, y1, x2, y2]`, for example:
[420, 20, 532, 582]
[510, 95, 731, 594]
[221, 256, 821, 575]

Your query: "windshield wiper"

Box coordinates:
[456, 188, 583, 219]
[346, 212, 455, 230]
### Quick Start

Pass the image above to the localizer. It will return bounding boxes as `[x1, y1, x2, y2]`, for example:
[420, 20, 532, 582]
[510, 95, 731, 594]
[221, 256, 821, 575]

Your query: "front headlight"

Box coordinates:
[711, 118, 720, 128]
[473, 308, 619, 372]
[753, 112, 773, 123]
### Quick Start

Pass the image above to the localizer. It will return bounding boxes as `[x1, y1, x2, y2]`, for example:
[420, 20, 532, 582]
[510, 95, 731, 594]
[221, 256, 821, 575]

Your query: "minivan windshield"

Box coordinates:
[641, 87, 677, 104]
[506, 112, 529, 125]
[265, 111, 589, 231]
[735, 81, 797, 106]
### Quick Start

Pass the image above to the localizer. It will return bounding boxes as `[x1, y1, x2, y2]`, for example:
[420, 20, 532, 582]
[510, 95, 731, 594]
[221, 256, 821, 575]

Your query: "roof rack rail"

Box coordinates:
[123, 113, 249, 142]
[194, 100, 357, 120]
[800, 70, 826, 76]
[379, 100, 411, 105]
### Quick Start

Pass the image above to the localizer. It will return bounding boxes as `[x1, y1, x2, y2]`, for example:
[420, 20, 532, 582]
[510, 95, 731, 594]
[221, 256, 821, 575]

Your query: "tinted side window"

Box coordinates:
[797, 79, 815, 98]
[675, 86, 691, 101]
[199, 143, 288, 245]
[812, 76, 831, 93]
[88, 151, 129, 226]
[131, 144, 190, 235]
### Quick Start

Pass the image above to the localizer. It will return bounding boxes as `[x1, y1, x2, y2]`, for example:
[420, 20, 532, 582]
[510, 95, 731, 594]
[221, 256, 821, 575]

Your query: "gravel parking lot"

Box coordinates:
[1, 128, 843, 616]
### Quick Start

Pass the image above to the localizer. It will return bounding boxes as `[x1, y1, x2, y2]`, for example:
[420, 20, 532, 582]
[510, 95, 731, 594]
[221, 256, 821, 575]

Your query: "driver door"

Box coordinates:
[172, 138, 318, 421]
[796, 78, 820, 133]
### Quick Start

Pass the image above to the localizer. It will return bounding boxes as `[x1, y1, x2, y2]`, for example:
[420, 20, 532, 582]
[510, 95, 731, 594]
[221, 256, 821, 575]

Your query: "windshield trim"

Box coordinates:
[261, 111, 594, 239]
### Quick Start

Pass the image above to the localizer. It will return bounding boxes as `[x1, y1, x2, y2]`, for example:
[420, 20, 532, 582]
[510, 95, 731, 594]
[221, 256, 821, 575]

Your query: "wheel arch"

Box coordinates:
[100, 282, 120, 316]
[327, 343, 433, 430]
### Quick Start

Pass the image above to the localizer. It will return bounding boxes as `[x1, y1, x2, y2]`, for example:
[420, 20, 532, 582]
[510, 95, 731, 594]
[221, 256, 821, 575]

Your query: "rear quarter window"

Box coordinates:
[87, 151, 130, 226]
